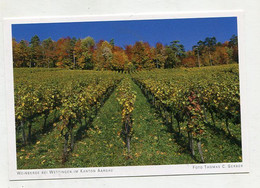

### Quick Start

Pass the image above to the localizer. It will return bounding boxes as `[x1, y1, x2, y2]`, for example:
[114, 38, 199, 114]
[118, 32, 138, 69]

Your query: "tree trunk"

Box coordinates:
[70, 128, 74, 151]
[125, 117, 131, 154]
[210, 111, 216, 126]
[62, 133, 69, 164]
[197, 140, 205, 163]
[188, 131, 195, 156]
[21, 121, 26, 145]
[176, 118, 181, 135]
[43, 113, 48, 132]
[28, 121, 32, 142]
[226, 118, 231, 135]
[126, 136, 131, 153]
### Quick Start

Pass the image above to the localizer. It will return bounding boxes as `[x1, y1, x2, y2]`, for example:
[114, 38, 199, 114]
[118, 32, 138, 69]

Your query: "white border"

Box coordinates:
[3, 11, 249, 181]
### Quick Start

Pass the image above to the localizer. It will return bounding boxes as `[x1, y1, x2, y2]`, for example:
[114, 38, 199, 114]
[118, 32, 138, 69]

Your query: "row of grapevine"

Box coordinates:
[14, 69, 123, 162]
[58, 76, 122, 162]
[116, 77, 136, 154]
[131, 64, 240, 162]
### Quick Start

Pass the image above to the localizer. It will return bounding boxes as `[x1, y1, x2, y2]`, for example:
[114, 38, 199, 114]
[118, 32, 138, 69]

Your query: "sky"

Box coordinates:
[12, 17, 237, 51]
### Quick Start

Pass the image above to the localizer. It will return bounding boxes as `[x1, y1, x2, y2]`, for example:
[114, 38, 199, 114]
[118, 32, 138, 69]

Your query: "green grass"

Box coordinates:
[65, 87, 127, 167]
[17, 121, 65, 169]
[127, 80, 196, 165]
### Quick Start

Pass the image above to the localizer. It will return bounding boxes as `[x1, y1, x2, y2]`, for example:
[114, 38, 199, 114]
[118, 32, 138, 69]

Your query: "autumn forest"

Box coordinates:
[12, 34, 238, 71]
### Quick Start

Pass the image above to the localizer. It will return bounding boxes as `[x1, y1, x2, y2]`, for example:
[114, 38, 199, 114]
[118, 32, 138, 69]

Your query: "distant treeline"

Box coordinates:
[12, 35, 238, 71]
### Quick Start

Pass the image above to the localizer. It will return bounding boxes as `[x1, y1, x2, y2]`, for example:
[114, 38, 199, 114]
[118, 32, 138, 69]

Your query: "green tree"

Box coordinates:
[79, 36, 95, 69]
[229, 35, 238, 47]
[109, 38, 115, 49]
[29, 35, 42, 67]
[204, 37, 217, 66]
[228, 35, 238, 63]
[165, 40, 185, 68]
[42, 38, 55, 68]
[192, 40, 205, 67]
[81, 36, 95, 49]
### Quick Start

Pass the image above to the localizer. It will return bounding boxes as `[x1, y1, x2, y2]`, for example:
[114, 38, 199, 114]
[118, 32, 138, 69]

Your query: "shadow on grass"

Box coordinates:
[74, 85, 118, 142]
[16, 113, 60, 149]
[74, 118, 93, 142]
[205, 122, 241, 147]
[163, 120, 201, 163]
[33, 116, 60, 142]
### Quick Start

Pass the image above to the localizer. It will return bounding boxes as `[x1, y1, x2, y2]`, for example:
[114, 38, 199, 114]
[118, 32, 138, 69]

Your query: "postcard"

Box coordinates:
[3, 11, 249, 180]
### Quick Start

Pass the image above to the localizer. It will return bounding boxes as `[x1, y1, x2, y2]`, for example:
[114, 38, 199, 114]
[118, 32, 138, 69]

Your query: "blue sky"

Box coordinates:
[12, 17, 237, 51]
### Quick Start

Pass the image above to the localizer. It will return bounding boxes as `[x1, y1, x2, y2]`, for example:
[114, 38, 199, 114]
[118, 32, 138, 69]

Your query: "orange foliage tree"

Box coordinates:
[12, 35, 238, 69]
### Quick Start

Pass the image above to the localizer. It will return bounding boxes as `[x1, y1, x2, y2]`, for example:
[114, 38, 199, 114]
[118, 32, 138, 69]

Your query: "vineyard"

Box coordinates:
[15, 64, 242, 169]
